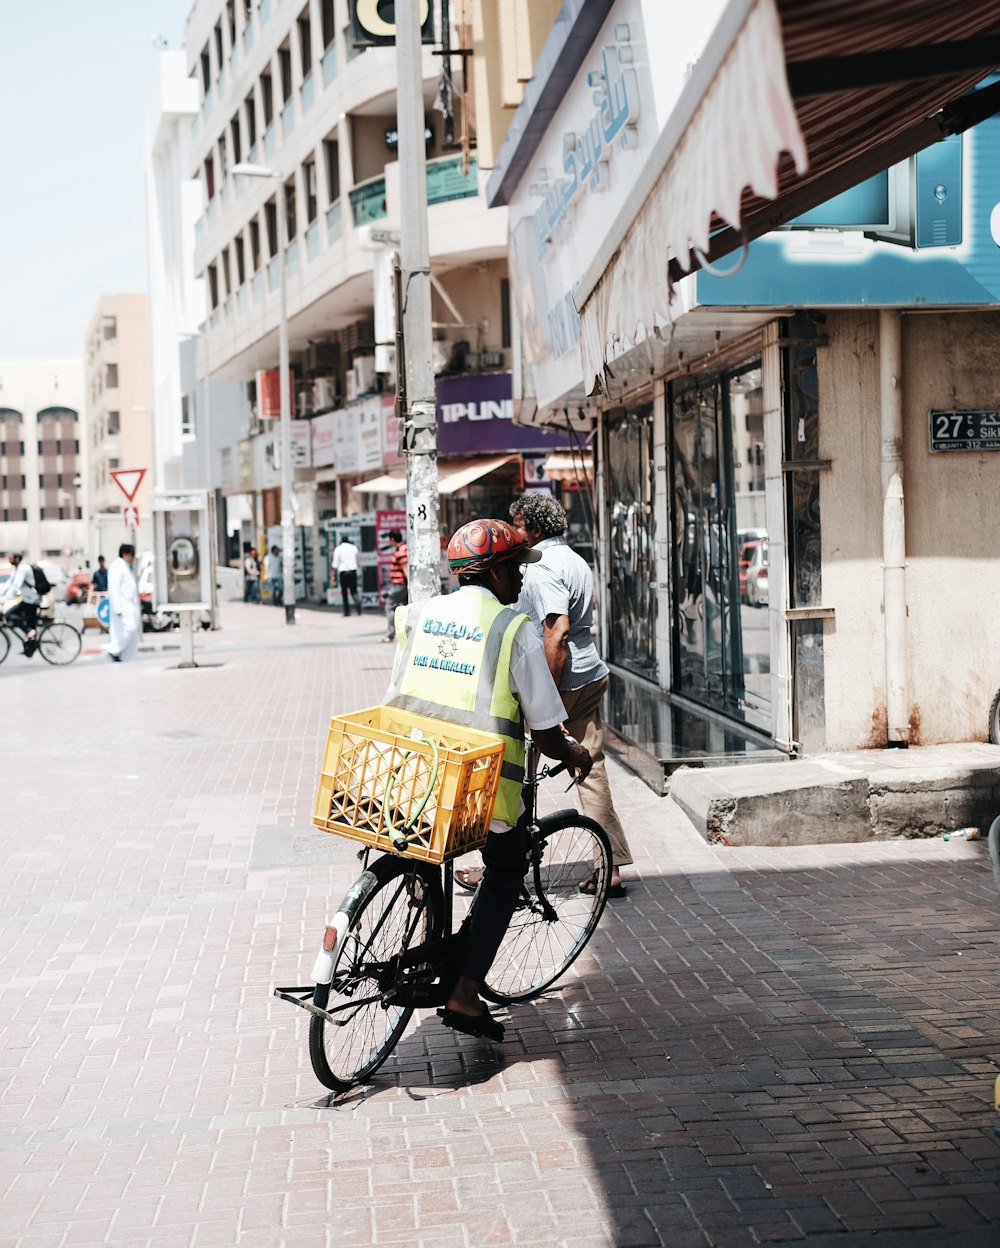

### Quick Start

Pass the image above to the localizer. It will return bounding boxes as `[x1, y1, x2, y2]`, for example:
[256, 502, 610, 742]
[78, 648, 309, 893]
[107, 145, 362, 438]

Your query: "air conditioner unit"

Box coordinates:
[305, 341, 339, 375]
[353, 354, 377, 395]
[375, 344, 396, 380]
[345, 372, 360, 402]
[313, 377, 336, 411]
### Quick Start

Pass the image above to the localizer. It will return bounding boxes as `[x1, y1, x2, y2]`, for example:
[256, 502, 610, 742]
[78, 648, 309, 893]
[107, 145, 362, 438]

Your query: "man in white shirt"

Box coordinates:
[104, 544, 141, 663]
[332, 536, 363, 617]
[511, 492, 633, 896]
[1, 553, 41, 655]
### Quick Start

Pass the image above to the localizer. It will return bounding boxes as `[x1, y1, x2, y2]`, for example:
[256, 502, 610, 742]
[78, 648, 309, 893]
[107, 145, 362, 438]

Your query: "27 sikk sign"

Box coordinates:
[350, 0, 434, 45]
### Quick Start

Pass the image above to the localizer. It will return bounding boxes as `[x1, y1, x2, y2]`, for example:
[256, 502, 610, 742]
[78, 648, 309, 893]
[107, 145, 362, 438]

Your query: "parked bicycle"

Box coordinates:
[275, 738, 613, 1092]
[0, 608, 81, 666]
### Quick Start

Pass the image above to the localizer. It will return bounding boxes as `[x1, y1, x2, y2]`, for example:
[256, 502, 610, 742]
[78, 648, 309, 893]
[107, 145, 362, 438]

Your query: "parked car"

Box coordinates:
[66, 571, 93, 604]
[744, 539, 769, 607]
[738, 539, 762, 601]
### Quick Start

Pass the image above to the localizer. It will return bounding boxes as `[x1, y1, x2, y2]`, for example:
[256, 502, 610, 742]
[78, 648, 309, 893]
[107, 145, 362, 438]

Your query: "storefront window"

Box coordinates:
[670, 363, 770, 729]
[605, 403, 657, 681]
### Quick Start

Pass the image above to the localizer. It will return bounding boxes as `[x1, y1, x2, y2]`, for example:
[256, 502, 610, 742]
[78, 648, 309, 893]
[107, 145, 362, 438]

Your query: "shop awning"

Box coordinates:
[353, 455, 517, 496]
[543, 453, 593, 484]
[576, 0, 1000, 393]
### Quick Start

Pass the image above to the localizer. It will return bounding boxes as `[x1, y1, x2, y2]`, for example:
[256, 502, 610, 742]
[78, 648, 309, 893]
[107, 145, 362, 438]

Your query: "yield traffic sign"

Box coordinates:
[110, 468, 146, 503]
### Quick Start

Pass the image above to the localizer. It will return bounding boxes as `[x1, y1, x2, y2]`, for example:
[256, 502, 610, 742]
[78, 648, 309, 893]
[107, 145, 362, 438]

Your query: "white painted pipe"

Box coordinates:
[879, 310, 909, 745]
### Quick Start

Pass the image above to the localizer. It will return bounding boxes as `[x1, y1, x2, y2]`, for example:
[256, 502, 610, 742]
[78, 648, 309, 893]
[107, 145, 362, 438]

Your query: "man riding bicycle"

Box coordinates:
[386, 519, 593, 1042]
[1, 553, 41, 656]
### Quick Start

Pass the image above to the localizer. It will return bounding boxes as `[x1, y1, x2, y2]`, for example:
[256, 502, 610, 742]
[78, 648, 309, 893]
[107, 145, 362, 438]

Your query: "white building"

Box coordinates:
[181, 0, 518, 597]
[144, 50, 205, 493]
[0, 360, 86, 566]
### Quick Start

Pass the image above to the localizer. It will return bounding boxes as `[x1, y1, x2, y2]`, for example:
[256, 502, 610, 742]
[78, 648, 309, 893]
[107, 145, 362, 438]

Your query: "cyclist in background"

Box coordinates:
[1, 553, 40, 655]
[385, 519, 592, 1042]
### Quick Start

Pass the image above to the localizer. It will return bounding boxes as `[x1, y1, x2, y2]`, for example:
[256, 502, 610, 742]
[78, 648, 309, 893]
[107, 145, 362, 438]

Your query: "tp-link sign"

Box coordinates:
[351, 0, 434, 46]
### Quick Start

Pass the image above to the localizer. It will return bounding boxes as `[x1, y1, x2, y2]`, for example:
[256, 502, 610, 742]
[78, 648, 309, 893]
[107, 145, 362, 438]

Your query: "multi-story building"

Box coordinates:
[83, 295, 154, 555]
[0, 360, 85, 565]
[487, 0, 1000, 785]
[181, 0, 574, 601]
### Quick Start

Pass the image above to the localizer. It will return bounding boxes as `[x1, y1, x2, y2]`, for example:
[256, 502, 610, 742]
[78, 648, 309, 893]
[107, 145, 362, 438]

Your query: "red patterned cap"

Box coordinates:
[447, 519, 540, 574]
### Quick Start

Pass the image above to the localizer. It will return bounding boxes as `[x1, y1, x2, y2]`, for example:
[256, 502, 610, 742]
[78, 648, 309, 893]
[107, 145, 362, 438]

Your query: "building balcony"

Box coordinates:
[252, 271, 265, 303]
[326, 198, 342, 244]
[321, 44, 337, 87]
[305, 219, 320, 261]
[263, 122, 277, 161]
[259, 0, 271, 23]
[267, 256, 280, 291]
[286, 238, 300, 277]
[243, 22, 254, 52]
[281, 98, 295, 140]
[349, 175, 386, 226]
[300, 71, 315, 115]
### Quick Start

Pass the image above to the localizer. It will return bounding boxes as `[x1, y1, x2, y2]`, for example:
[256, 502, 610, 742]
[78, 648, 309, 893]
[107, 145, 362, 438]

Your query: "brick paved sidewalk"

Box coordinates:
[1, 602, 998, 1246]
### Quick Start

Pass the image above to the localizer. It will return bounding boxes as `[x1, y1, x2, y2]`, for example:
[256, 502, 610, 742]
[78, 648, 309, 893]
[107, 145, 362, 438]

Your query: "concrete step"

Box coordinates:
[668, 742, 1000, 846]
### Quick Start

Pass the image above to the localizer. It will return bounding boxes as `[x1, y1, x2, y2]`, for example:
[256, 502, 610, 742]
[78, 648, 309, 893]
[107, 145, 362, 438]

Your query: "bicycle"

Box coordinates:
[275, 739, 613, 1092]
[0, 607, 82, 666]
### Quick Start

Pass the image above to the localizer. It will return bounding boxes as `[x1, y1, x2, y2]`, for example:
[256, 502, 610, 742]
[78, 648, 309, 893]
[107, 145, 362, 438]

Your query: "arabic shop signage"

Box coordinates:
[436, 373, 571, 455]
[532, 30, 640, 261]
[929, 409, 1000, 451]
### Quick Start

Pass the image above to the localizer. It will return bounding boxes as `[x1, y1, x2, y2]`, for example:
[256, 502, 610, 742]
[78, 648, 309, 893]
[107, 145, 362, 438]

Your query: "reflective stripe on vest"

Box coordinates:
[386, 592, 527, 826]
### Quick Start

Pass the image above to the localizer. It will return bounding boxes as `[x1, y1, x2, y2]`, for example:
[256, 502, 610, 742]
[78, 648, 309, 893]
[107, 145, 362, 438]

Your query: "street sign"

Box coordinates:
[123, 505, 140, 528]
[110, 468, 147, 502]
[96, 597, 111, 629]
[929, 410, 1000, 452]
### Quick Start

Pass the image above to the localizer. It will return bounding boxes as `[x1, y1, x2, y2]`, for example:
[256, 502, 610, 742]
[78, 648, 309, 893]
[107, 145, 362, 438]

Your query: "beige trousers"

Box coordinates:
[560, 675, 633, 867]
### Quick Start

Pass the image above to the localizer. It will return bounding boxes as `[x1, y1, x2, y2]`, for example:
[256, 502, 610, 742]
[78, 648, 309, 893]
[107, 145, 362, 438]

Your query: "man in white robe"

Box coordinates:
[104, 544, 141, 662]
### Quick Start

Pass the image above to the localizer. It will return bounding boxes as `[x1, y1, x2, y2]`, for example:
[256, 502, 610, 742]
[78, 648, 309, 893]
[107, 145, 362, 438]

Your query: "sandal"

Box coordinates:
[437, 1004, 505, 1043]
[454, 866, 484, 891]
[579, 871, 627, 899]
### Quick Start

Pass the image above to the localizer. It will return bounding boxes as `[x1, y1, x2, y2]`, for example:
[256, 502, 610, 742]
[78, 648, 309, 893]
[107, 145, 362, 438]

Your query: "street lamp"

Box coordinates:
[233, 160, 296, 624]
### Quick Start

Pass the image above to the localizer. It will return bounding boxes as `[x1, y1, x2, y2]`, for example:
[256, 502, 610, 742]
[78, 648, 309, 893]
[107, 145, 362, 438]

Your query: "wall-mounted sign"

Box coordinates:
[929, 409, 1000, 452]
[532, 32, 640, 262]
[256, 369, 295, 418]
[385, 124, 433, 151]
[436, 373, 572, 455]
[350, 0, 434, 46]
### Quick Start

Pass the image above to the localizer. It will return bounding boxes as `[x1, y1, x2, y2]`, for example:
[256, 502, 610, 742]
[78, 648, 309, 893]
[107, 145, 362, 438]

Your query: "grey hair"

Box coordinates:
[510, 492, 567, 539]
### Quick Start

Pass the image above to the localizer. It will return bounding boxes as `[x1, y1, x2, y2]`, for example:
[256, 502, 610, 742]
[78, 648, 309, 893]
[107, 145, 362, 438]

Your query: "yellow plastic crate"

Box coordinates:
[312, 704, 506, 864]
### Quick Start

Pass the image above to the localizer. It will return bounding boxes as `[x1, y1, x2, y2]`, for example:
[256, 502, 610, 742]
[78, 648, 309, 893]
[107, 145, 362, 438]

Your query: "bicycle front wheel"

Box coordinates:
[308, 854, 442, 1092]
[483, 812, 612, 1004]
[38, 622, 81, 665]
[0, 627, 10, 665]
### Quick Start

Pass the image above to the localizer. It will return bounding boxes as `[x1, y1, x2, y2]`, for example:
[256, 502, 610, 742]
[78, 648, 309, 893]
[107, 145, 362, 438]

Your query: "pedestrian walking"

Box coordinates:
[104, 543, 141, 663]
[91, 556, 108, 593]
[382, 529, 408, 642]
[508, 492, 634, 896]
[243, 547, 260, 603]
[387, 518, 591, 1041]
[0, 553, 41, 656]
[332, 535, 363, 617]
[267, 545, 284, 607]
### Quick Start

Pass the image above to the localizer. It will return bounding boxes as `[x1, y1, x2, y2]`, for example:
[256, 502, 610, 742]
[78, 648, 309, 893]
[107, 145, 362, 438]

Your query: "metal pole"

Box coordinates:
[397, 0, 440, 605]
[277, 185, 296, 624]
[879, 309, 908, 746]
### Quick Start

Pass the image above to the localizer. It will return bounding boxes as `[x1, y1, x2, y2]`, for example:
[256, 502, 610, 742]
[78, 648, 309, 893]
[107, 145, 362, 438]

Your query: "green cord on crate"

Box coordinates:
[383, 733, 440, 851]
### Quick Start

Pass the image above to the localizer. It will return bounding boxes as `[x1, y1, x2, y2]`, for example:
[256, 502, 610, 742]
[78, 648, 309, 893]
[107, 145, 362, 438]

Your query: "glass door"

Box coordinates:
[604, 403, 657, 682]
[670, 364, 768, 728]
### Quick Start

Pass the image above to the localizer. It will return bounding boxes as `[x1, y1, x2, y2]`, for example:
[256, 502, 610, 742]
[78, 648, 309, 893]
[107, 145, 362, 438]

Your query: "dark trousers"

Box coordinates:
[461, 822, 530, 984]
[6, 600, 38, 634]
[339, 570, 362, 616]
[385, 584, 408, 639]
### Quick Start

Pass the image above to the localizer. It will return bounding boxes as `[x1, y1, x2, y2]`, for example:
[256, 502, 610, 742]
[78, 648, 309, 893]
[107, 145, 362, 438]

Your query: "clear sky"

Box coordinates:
[0, 1, 195, 360]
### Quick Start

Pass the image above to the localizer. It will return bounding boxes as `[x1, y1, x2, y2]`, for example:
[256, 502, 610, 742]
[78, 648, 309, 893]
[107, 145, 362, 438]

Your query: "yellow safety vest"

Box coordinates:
[387, 589, 528, 827]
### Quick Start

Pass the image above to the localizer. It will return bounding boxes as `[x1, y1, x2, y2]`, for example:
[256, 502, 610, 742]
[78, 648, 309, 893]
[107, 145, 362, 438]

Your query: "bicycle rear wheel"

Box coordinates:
[308, 855, 442, 1092]
[0, 627, 10, 665]
[38, 622, 81, 665]
[482, 812, 612, 1004]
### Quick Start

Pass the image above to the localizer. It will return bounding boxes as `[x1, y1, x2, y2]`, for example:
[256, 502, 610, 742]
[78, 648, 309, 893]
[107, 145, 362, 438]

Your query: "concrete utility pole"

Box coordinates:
[277, 186, 296, 624]
[396, 0, 440, 605]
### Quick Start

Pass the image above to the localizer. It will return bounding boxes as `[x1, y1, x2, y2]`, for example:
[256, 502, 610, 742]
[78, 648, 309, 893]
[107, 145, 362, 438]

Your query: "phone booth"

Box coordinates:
[151, 490, 216, 666]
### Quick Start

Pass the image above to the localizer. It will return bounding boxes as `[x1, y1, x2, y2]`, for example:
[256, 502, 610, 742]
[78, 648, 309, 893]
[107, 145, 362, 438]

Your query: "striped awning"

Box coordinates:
[577, 0, 1000, 392]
